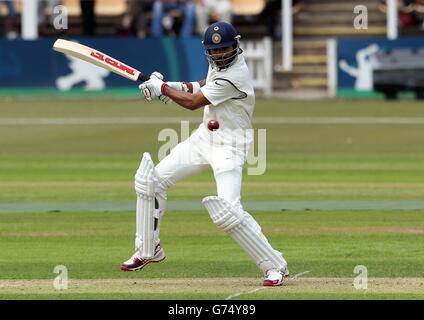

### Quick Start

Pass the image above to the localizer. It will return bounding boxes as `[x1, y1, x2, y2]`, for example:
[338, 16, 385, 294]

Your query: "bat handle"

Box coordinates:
[137, 74, 149, 82]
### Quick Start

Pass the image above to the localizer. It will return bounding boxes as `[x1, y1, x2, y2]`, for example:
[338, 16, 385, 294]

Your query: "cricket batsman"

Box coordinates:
[121, 22, 289, 286]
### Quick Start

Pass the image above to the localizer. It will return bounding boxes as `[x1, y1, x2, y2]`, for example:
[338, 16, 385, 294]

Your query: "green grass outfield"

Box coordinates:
[0, 97, 423, 299]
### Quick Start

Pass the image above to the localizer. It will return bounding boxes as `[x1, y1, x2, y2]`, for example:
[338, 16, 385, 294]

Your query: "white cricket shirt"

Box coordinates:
[200, 54, 255, 148]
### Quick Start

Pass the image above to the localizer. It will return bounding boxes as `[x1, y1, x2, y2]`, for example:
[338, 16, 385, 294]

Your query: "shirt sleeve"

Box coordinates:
[200, 78, 247, 106]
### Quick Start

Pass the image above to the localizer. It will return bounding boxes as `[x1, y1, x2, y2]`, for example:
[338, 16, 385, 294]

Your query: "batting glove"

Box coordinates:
[139, 71, 171, 104]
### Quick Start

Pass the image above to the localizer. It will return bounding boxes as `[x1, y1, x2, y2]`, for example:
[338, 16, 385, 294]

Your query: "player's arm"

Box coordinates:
[140, 73, 244, 110]
[161, 81, 209, 111]
[163, 77, 247, 111]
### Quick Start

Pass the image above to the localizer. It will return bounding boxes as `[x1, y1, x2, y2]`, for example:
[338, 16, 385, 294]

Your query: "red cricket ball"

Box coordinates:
[207, 119, 219, 131]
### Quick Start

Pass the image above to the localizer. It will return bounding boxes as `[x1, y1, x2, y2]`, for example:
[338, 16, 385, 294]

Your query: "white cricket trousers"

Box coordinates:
[154, 124, 247, 209]
[147, 124, 286, 275]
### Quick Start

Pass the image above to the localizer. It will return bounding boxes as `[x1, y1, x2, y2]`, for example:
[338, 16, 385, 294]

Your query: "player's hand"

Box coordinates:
[153, 73, 173, 104]
[159, 94, 172, 104]
[139, 72, 163, 101]
[139, 71, 171, 104]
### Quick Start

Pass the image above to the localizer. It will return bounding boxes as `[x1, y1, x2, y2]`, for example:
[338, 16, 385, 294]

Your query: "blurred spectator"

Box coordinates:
[420, 0, 424, 29]
[380, 0, 421, 27]
[259, 0, 281, 40]
[411, 0, 424, 29]
[398, 0, 418, 27]
[151, 0, 195, 37]
[121, 0, 153, 38]
[38, 0, 63, 32]
[1, 0, 18, 39]
[195, 0, 232, 35]
[258, 0, 300, 40]
[80, 0, 96, 36]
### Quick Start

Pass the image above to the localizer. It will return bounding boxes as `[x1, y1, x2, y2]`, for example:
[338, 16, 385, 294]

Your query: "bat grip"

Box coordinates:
[137, 74, 149, 82]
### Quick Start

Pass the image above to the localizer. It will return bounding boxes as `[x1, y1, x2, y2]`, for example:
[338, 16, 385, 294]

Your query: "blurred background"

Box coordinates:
[1, 0, 424, 99]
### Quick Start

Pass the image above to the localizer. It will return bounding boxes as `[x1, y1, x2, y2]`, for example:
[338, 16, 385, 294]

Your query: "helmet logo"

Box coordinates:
[212, 33, 221, 44]
[214, 26, 219, 31]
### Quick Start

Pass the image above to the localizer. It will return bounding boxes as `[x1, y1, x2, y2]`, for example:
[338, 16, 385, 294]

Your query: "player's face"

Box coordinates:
[209, 46, 235, 67]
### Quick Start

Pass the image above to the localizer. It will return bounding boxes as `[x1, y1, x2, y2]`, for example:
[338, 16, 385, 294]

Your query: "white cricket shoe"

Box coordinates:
[263, 267, 289, 287]
[120, 244, 165, 272]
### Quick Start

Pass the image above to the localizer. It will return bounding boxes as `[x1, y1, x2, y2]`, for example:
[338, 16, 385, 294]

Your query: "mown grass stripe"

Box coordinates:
[2, 117, 424, 125]
[2, 200, 424, 213]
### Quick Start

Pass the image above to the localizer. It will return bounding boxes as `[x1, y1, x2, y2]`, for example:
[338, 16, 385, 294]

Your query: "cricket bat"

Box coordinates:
[53, 39, 148, 82]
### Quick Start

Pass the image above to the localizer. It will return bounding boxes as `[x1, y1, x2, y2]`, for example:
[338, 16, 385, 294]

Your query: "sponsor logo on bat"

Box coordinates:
[90, 51, 135, 76]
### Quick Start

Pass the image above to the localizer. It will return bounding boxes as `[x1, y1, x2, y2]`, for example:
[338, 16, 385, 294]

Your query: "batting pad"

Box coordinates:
[202, 196, 287, 274]
[134, 152, 158, 259]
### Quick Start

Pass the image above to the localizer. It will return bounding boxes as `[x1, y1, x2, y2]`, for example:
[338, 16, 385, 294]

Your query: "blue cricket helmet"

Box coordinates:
[202, 21, 242, 70]
[203, 21, 239, 50]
